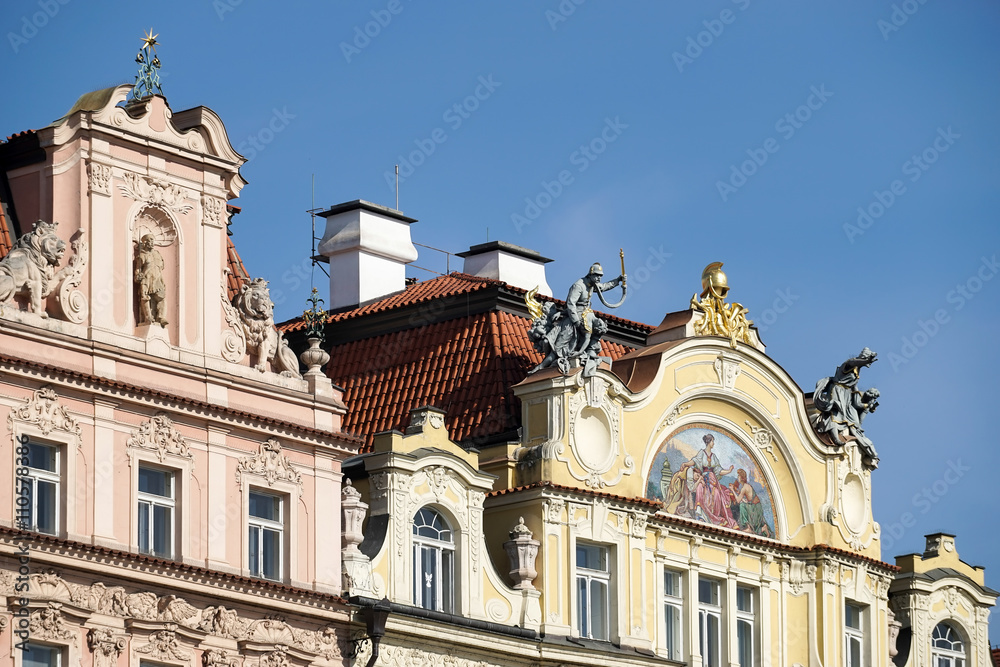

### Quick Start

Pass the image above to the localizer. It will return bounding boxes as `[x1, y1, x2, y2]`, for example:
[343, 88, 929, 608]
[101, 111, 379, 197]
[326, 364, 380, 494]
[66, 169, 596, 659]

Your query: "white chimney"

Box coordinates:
[457, 241, 553, 296]
[317, 200, 418, 310]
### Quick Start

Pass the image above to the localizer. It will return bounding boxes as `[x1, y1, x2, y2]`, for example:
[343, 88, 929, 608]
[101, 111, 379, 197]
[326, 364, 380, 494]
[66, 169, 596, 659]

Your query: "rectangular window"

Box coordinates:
[845, 602, 864, 667]
[736, 585, 755, 667]
[22, 644, 62, 667]
[19, 441, 60, 535]
[698, 578, 721, 667]
[138, 466, 175, 558]
[576, 543, 610, 641]
[663, 569, 683, 660]
[249, 490, 284, 581]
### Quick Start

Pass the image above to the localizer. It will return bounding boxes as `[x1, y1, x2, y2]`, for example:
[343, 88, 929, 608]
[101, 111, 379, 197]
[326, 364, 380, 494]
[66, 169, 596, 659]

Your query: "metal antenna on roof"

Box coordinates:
[306, 175, 328, 280]
[395, 164, 399, 211]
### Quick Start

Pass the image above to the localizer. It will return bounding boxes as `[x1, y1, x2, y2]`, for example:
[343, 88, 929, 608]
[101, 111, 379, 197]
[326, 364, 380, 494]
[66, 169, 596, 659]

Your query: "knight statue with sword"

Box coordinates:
[525, 250, 628, 378]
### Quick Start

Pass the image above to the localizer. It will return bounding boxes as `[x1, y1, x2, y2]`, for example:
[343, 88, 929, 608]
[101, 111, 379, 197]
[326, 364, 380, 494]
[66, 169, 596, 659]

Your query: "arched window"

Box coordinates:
[931, 622, 965, 667]
[412, 507, 454, 613]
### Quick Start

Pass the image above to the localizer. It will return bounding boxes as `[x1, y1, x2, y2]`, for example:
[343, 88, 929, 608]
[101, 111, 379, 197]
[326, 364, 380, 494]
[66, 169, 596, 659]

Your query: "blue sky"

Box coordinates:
[3, 0, 999, 640]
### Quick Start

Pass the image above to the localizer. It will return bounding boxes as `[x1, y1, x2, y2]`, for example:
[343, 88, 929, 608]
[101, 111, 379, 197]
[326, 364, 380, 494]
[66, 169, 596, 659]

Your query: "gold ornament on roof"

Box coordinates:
[690, 262, 753, 349]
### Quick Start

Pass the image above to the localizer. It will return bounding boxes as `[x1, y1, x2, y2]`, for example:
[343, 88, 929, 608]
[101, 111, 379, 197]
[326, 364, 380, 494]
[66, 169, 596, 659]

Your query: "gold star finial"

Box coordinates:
[141, 28, 159, 51]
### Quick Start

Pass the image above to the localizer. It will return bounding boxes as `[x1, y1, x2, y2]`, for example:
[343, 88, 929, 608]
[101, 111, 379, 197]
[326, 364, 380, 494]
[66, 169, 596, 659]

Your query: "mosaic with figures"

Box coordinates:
[646, 423, 776, 538]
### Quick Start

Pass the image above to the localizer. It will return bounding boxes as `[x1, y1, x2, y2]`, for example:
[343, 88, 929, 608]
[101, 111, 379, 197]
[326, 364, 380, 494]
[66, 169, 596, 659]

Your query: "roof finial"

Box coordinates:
[130, 28, 163, 101]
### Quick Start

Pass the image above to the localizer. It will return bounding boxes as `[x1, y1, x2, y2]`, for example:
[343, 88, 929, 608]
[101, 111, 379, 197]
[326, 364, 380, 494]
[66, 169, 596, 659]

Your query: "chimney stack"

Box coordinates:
[457, 240, 553, 296]
[317, 200, 418, 310]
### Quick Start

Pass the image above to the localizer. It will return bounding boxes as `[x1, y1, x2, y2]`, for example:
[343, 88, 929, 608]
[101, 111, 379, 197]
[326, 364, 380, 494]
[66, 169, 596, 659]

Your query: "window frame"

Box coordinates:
[930, 622, 966, 667]
[735, 584, 756, 667]
[412, 506, 455, 614]
[698, 576, 723, 667]
[19, 641, 64, 667]
[575, 542, 611, 641]
[247, 488, 285, 581]
[662, 568, 683, 660]
[17, 439, 61, 536]
[136, 464, 177, 559]
[844, 601, 866, 667]
[10, 421, 78, 540]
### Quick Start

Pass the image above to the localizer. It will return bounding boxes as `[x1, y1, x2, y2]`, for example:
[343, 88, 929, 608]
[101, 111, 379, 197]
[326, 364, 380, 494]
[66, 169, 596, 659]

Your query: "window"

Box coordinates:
[663, 569, 683, 660]
[844, 602, 865, 667]
[22, 643, 62, 667]
[137, 466, 175, 558]
[698, 578, 722, 667]
[576, 543, 610, 640]
[18, 440, 60, 535]
[249, 490, 284, 581]
[736, 586, 755, 667]
[931, 622, 965, 667]
[412, 507, 454, 613]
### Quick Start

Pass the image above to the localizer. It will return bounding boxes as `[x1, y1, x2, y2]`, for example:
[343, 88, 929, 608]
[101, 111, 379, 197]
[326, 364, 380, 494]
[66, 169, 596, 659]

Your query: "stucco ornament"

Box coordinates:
[134, 233, 169, 325]
[126, 413, 192, 463]
[810, 347, 880, 468]
[0, 219, 84, 318]
[690, 262, 753, 348]
[7, 386, 82, 437]
[231, 277, 301, 378]
[236, 438, 303, 490]
[525, 258, 626, 378]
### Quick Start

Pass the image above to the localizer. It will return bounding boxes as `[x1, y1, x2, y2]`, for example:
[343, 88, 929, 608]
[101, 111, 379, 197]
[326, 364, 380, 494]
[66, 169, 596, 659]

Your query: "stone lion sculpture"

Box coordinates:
[232, 277, 301, 378]
[0, 219, 68, 318]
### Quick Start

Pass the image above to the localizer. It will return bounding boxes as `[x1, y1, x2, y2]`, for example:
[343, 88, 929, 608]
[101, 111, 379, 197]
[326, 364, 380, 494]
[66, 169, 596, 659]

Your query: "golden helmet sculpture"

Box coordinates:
[700, 261, 730, 300]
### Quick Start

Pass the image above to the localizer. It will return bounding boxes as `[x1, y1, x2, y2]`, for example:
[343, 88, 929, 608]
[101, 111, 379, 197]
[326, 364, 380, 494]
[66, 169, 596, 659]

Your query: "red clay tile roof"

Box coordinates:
[326, 307, 636, 449]
[992, 647, 1000, 667]
[283, 272, 652, 332]
[226, 236, 250, 301]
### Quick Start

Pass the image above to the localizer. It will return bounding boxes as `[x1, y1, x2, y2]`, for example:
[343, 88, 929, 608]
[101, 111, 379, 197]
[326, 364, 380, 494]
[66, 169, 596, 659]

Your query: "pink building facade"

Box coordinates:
[0, 86, 358, 667]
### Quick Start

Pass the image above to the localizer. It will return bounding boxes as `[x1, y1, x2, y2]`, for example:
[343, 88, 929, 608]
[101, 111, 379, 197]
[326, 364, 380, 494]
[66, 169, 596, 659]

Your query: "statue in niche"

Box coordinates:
[810, 347, 880, 467]
[134, 234, 168, 326]
[0, 219, 68, 317]
[526, 256, 626, 378]
[231, 277, 301, 378]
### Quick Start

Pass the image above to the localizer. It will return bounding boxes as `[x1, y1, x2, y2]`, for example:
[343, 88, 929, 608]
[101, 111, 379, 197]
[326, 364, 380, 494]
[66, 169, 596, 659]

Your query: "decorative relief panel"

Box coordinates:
[714, 352, 741, 390]
[134, 627, 189, 661]
[829, 445, 878, 551]
[29, 606, 77, 644]
[119, 172, 193, 215]
[127, 413, 192, 463]
[236, 438, 302, 491]
[7, 386, 82, 437]
[743, 419, 777, 462]
[87, 163, 113, 195]
[202, 195, 226, 227]
[564, 381, 633, 488]
[0, 570, 343, 661]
